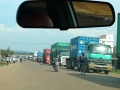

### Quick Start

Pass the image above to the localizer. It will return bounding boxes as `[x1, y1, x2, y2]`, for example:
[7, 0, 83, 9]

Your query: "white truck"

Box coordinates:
[33, 51, 38, 62]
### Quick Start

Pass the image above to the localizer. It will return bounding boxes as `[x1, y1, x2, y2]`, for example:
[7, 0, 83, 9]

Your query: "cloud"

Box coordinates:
[68, 27, 116, 37]
[0, 23, 117, 51]
[67, 27, 117, 45]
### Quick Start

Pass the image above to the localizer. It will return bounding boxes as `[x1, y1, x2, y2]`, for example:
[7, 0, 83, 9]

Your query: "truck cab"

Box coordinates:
[85, 43, 112, 74]
[57, 49, 70, 66]
[43, 49, 51, 64]
[51, 42, 70, 66]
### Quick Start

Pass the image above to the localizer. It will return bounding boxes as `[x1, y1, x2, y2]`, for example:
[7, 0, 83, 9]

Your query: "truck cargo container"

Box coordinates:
[66, 36, 112, 74]
[43, 49, 51, 64]
[51, 42, 70, 66]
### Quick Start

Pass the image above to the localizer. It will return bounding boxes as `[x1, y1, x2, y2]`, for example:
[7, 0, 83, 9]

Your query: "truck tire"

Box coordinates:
[93, 70, 99, 73]
[77, 64, 80, 71]
[70, 63, 74, 69]
[66, 63, 68, 69]
[77, 62, 80, 71]
[85, 67, 89, 73]
[104, 71, 109, 74]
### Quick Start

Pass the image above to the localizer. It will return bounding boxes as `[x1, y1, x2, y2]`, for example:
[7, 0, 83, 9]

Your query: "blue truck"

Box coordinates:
[66, 36, 113, 74]
[37, 51, 43, 62]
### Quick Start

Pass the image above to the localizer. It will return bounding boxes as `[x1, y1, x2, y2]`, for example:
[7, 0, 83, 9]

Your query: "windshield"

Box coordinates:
[0, 0, 119, 90]
[90, 45, 111, 54]
[46, 54, 50, 56]
[58, 46, 70, 51]
[60, 51, 70, 56]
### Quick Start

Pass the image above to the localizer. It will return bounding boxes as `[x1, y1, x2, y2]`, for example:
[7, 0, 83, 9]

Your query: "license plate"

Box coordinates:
[97, 65, 103, 67]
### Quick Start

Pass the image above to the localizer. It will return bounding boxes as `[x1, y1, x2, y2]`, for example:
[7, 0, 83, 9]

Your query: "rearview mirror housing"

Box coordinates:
[16, 0, 115, 30]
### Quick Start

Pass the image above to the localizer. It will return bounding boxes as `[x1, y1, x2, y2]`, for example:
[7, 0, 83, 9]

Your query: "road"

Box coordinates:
[0, 61, 120, 90]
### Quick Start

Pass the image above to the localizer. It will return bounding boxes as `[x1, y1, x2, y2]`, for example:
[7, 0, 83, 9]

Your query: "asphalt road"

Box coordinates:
[0, 61, 119, 90]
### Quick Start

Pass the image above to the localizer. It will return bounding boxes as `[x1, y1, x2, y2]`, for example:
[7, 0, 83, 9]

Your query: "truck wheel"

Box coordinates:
[77, 67, 80, 71]
[93, 70, 98, 73]
[77, 63, 80, 71]
[93, 70, 100, 73]
[68, 64, 70, 69]
[85, 68, 89, 73]
[66, 63, 68, 69]
[70, 66, 74, 69]
[104, 71, 109, 74]
[77, 65, 80, 71]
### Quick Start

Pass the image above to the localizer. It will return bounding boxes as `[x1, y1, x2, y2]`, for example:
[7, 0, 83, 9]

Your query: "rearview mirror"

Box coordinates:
[16, 0, 115, 30]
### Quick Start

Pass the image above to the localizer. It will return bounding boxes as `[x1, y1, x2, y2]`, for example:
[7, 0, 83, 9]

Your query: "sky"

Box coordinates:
[0, 0, 119, 52]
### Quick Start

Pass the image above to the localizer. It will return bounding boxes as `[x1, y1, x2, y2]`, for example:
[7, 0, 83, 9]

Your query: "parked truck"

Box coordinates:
[66, 36, 112, 74]
[43, 49, 51, 64]
[37, 51, 43, 62]
[33, 51, 38, 62]
[28, 55, 33, 61]
[50, 42, 70, 66]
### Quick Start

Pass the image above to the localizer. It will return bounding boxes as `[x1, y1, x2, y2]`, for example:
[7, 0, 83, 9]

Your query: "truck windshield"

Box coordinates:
[46, 54, 50, 56]
[90, 45, 111, 54]
[60, 51, 70, 56]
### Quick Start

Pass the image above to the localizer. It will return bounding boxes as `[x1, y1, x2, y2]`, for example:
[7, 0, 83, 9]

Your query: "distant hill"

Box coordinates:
[13, 50, 33, 54]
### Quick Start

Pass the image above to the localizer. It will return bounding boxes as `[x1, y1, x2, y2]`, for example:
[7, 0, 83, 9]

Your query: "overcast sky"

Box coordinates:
[0, 0, 119, 52]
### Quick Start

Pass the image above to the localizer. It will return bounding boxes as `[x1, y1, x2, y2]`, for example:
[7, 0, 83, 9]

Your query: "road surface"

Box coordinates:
[0, 61, 120, 90]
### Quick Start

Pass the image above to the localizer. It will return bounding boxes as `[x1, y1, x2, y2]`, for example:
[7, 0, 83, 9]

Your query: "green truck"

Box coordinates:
[66, 36, 112, 74]
[85, 43, 113, 74]
[50, 42, 70, 66]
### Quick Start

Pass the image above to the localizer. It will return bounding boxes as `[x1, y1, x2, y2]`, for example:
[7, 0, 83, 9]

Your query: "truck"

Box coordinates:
[28, 55, 33, 61]
[33, 51, 38, 62]
[50, 42, 70, 66]
[43, 49, 51, 64]
[37, 51, 43, 62]
[116, 13, 120, 69]
[66, 36, 112, 74]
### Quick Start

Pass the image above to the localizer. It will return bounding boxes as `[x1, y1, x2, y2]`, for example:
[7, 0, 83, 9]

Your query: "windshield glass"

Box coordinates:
[46, 54, 50, 56]
[58, 46, 70, 51]
[90, 45, 111, 54]
[0, 0, 119, 90]
[60, 51, 70, 56]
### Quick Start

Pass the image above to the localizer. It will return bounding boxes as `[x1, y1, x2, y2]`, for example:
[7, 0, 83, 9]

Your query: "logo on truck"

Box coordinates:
[80, 41, 83, 44]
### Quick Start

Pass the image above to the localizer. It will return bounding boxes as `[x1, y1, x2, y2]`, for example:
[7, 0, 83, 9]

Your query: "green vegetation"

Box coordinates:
[0, 61, 6, 67]
[111, 69, 120, 74]
[1, 46, 14, 58]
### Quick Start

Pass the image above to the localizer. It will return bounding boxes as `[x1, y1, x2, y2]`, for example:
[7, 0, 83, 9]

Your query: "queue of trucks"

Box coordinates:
[26, 13, 120, 74]
[27, 36, 113, 74]
[40, 35, 113, 74]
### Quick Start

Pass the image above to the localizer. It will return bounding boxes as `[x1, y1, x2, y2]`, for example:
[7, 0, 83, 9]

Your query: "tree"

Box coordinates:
[1, 47, 14, 58]
[1, 49, 6, 58]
